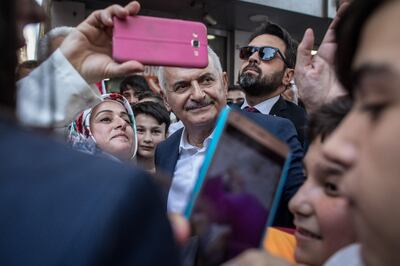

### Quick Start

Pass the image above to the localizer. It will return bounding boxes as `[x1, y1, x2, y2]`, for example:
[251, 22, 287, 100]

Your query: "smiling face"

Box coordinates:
[290, 139, 356, 265]
[90, 101, 135, 161]
[136, 114, 166, 159]
[163, 56, 228, 131]
[322, 1, 400, 265]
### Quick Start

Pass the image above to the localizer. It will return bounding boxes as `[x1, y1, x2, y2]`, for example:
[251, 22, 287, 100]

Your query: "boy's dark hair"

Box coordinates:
[119, 75, 150, 95]
[137, 90, 155, 100]
[249, 21, 298, 69]
[307, 96, 353, 143]
[228, 85, 244, 92]
[137, 91, 164, 106]
[335, 0, 385, 97]
[133, 101, 171, 131]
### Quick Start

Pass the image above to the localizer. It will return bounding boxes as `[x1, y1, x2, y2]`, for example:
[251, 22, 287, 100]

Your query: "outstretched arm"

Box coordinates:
[17, 2, 144, 127]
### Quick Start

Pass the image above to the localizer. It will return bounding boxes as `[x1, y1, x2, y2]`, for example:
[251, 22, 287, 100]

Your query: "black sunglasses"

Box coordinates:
[239, 46, 289, 67]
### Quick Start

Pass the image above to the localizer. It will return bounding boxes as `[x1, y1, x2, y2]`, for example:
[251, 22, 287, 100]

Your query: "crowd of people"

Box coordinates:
[1, 0, 400, 265]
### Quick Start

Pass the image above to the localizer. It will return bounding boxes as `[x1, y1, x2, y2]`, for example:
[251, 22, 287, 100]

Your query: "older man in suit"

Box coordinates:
[155, 47, 304, 227]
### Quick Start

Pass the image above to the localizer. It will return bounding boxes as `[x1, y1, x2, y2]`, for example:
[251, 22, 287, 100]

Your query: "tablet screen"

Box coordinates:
[189, 112, 288, 265]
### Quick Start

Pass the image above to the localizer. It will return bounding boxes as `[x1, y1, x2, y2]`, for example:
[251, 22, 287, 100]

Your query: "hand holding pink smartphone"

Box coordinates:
[113, 16, 209, 68]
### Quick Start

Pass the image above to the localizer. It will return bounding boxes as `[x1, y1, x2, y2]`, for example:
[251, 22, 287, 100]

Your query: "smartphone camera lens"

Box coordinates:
[192, 39, 200, 48]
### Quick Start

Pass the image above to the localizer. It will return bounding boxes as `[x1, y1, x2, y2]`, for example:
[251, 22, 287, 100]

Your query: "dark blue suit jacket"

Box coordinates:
[155, 110, 305, 227]
[270, 96, 308, 147]
[0, 120, 180, 266]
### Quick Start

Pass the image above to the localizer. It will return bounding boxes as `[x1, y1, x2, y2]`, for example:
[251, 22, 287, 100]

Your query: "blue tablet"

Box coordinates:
[184, 106, 292, 265]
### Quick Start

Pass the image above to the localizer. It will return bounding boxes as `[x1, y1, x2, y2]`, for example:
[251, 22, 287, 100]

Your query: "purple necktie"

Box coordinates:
[244, 106, 260, 113]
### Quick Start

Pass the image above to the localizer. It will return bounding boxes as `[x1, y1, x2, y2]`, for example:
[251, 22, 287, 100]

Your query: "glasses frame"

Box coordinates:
[239, 46, 290, 67]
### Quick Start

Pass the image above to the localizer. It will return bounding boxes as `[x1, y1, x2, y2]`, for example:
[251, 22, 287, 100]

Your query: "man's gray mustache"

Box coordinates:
[185, 99, 214, 111]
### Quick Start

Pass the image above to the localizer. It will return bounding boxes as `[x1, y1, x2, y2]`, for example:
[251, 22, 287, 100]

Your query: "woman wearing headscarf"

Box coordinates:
[69, 93, 137, 162]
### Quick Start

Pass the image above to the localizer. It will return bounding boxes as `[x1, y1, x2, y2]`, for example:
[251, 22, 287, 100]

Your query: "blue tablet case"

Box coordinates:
[184, 106, 292, 243]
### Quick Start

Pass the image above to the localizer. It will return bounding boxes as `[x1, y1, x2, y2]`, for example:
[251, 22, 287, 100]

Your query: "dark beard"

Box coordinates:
[239, 67, 285, 97]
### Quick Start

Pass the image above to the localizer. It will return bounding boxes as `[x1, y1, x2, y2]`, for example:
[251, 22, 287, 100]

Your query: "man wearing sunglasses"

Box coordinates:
[238, 21, 307, 146]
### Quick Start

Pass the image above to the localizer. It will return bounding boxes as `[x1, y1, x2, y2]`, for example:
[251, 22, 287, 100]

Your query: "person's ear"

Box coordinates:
[282, 68, 294, 86]
[222, 71, 228, 97]
[159, 90, 172, 112]
[148, 78, 161, 94]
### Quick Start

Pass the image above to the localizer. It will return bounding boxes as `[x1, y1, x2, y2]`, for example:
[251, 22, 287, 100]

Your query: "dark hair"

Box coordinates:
[249, 21, 298, 68]
[137, 91, 164, 105]
[228, 85, 244, 92]
[307, 96, 353, 143]
[17, 60, 38, 69]
[133, 101, 171, 131]
[0, 0, 17, 110]
[137, 90, 155, 100]
[335, 0, 386, 97]
[16, 60, 38, 78]
[119, 75, 150, 94]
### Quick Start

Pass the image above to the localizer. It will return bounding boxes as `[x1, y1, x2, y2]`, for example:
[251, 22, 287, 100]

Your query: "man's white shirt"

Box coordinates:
[241, 95, 280, 115]
[167, 127, 213, 214]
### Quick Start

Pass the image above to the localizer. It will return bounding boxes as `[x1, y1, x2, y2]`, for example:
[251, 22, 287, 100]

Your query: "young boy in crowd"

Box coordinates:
[119, 74, 151, 105]
[227, 85, 246, 107]
[133, 101, 170, 173]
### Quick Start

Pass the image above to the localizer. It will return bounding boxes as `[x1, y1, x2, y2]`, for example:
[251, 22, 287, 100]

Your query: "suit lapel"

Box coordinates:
[165, 129, 183, 178]
[270, 96, 287, 115]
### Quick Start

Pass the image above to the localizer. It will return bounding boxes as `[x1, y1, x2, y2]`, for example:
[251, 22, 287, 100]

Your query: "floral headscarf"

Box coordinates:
[68, 93, 138, 160]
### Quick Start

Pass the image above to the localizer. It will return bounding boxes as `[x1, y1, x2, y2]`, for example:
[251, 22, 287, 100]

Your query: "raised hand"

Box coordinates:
[60, 1, 144, 84]
[294, 3, 349, 113]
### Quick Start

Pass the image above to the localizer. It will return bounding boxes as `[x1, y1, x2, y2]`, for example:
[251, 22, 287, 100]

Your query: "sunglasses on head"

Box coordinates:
[239, 46, 289, 67]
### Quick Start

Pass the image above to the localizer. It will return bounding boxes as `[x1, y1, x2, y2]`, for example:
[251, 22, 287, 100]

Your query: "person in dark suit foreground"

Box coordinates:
[0, 126, 180, 265]
[156, 47, 304, 227]
[0, 1, 182, 265]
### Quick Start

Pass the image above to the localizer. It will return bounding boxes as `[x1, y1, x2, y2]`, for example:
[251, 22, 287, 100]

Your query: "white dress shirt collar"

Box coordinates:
[241, 95, 280, 115]
[167, 127, 214, 214]
[178, 126, 214, 153]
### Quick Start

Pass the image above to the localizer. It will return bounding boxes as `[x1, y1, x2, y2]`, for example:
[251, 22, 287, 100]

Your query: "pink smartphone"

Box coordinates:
[113, 16, 208, 68]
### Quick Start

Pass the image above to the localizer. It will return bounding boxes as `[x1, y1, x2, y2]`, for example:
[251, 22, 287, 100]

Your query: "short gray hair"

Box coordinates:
[37, 26, 74, 63]
[158, 46, 223, 92]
